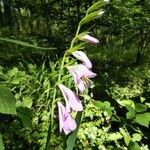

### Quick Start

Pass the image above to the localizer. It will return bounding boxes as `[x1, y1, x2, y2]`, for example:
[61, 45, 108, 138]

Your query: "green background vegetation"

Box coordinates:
[0, 0, 150, 149]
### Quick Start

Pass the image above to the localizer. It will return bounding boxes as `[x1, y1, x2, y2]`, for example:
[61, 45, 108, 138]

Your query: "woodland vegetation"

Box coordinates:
[0, 0, 150, 149]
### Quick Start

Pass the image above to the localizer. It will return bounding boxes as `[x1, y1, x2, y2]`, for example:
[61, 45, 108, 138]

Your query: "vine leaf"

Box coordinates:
[16, 107, 32, 128]
[128, 142, 140, 150]
[0, 85, 16, 115]
[134, 113, 150, 127]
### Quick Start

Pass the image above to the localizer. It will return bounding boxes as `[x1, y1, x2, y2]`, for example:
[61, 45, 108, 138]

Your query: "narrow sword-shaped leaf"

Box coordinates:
[0, 37, 56, 50]
[79, 10, 104, 26]
[65, 112, 82, 150]
[87, 1, 104, 14]
[66, 42, 87, 55]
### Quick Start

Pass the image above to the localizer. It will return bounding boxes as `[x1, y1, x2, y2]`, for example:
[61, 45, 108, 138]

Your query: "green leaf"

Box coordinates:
[66, 42, 86, 55]
[22, 97, 33, 108]
[117, 99, 135, 108]
[93, 101, 111, 110]
[7, 67, 18, 78]
[93, 101, 105, 108]
[132, 133, 142, 142]
[93, 101, 113, 116]
[80, 10, 103, 26]
[135, 103, 147, 112]
[0, 73, 6, 81]
[120, 128, 131, 146]
[146, 102, 150, 108]
[66, 112, 82, 150]
[76, 31, 90, 39]
[0, 37, 56, 50]
[16, 107, 32, 128]
[126, 105, 136, 119]
[140, 97, 146, 103]
[128, 142, 140, 150]
[0, 133, 4, 150]
[108, 132, 123, 141]
[0, 85, 16, 115]
[87, 1, 104, 14]
[134, 113, 150, 127]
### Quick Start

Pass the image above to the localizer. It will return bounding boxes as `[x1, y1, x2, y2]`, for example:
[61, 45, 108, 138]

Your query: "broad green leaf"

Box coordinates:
[0, 85, 16, 115]
[80, 10, 103, 26]
[7, 67, 18, 78]
[0, 133, 4, 150]
[126, 105, 136, 119]
[87, 1, 104, 14]
[128, 142, 140, 150]
[120, 128, 131, 146]
[93, 101, 111, 110]
[140, 97, 146, 103]
[117, 99, 135, 108]
[132, 133, 142, 142]
[93, 101, 105, 108]
[0, 37, 56, 50]
[93, 101, 113, 116]
[66, 42, 86, 55]
[108, 132, 123, 141]
[22, 97, 33, 108]
[135, 103, 147, 112]
[145, 102, 150, 108]
[134, 113, 150, 127]
[16, 97, 33, 109]
[66, 112, 82, 150]
[16, 107, 32, 128]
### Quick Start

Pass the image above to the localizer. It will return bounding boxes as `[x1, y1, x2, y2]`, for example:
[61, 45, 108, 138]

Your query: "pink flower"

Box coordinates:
[67, 64, 97, 92]
[58, 84, 83, 112]
[81, 35, 99, 44]
[58, 102, 77, 135]
[72, 51, 92, 68]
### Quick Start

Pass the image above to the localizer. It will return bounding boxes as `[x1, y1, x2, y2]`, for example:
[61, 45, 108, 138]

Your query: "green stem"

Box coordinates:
[70, 25, 81, 49]
[45, 23, 81, 150]
[45, 55, 66, 150]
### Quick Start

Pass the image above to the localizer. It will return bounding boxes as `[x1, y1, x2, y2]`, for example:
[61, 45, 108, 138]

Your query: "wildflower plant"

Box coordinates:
[45, 0, 109, 149]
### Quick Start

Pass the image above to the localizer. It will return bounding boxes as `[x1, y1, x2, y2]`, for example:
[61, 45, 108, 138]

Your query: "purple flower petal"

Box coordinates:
[72, 51, 92, 68]
[79, 65, 97, 78]
[81, 35, 99, 44]
[77, 80, 86, 93]
[67, 64, 97, 84]
[63, 114, 77, 135]
[67, 64, 96, 93]
[58, 84, 83, 112]
[58, 102, 65, 133]
[77, 77, 92, 93]
[58, 102, 77, 135]
[67, 66, 83, 84]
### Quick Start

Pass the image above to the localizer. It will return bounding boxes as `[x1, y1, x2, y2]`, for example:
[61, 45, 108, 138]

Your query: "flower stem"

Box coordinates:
[70, 25, 81, 49]
[45, 23, 81, 150]
[45, 54, 66, 150]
